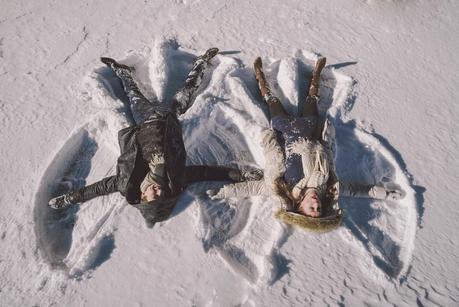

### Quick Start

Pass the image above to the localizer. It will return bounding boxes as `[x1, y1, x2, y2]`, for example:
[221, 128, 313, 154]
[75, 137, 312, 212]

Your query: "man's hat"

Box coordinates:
[132, 196, 180, 228]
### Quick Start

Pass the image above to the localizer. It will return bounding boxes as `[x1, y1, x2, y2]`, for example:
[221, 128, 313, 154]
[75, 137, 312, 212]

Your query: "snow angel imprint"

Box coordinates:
[208, 56, 404, 232]
[48, 48, 262, 228]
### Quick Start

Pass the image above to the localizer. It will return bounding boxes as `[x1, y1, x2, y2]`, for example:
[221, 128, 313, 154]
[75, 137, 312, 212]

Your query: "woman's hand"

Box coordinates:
[370, 185, 405, 200]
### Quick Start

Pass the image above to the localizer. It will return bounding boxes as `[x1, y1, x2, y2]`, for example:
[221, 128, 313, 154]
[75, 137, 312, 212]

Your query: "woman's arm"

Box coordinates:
[207, 180, 271, 199]
[260, 129, 285, 187]
[339, 182, 404, 200]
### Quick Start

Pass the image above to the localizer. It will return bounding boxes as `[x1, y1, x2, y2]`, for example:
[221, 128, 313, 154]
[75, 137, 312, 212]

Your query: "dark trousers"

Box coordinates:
[114, 58, 209, 124]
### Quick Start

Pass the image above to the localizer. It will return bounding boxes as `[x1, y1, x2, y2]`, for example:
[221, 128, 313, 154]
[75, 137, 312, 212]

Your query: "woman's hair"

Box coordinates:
[273, 176, 336, 216]
[273, 177, 296, 210]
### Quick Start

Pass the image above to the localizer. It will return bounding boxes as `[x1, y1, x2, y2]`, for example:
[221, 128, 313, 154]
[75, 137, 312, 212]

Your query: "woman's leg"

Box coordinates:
[253, 57, 288, 120]
[301, 57, 326, 117]
[302, 57, 326, 140]
[171, 48, 219, 116]
[301, 95, 319, 118]
[101, 57, 157, 124]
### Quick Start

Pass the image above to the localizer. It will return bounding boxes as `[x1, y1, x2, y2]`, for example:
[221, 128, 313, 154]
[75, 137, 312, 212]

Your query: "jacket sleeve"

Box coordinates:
[339, 182, 387, 199]
[340, 181, 406, 200]
[184, 165, 237, 184]
[260, 129, 285, 187]
[212, 180, 271, 199]
[72, 175, 119, 203]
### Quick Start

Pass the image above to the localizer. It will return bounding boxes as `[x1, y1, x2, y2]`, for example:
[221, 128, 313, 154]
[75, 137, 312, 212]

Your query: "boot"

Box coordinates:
[100, 57, 134, 73]
[198, 47, 219, 63]
[253, 57, 271, 97]
[48, 192, 78, 210]
[308, 57, 326, 97]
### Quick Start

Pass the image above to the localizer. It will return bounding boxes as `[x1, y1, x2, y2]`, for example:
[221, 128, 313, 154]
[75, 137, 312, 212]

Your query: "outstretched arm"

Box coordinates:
[184, 165, 262, 185]
[49, 175, 119, 209]
[339, 182, 404, 200]
[260, 129, 285, 188]
[207, 180, 271, 199]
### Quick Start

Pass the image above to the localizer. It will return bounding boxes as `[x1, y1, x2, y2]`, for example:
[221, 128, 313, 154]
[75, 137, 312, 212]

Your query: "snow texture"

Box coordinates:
[1, 0, 458, 306]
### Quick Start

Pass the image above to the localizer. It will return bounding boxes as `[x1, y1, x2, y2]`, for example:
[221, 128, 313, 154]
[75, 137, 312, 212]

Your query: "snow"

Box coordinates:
[1, 0, 459, 306]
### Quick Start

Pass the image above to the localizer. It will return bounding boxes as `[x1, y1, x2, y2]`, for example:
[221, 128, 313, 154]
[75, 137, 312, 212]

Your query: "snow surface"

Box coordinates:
[1, 0, 459, 306]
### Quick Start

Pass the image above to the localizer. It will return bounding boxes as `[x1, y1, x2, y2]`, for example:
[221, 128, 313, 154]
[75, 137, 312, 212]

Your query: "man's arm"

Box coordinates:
[184, 165, 263, 185]
[49, 175, 119, 209]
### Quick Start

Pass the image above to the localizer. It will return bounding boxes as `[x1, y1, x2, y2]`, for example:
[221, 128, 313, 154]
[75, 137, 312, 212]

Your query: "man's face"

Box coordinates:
[298, 189, 322, 217]
[142, 184, 163, 202]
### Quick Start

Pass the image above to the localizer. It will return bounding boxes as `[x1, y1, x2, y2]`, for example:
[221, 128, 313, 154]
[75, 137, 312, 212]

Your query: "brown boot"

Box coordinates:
[308, 57, 326, 97]
[253, 57, 271, 97]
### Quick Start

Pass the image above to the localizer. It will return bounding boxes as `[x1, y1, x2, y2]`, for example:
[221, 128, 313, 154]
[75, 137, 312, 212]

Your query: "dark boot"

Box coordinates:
[253, 57, 271, 97]
[308, 57, 326, 97]
[100, 57, 134, 73]
[48, 192, 79, 210]
[198, 47, 219, 63]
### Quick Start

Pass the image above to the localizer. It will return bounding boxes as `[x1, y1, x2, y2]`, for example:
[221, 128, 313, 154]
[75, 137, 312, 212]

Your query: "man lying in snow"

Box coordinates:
[208, 56, 404, 232]
[49, 48, 262, 227]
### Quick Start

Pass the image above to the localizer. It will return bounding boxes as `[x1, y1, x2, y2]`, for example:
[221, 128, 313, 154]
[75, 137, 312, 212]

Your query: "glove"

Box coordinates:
[385, 188, 405, 200]
[370, 185, 405, 200]
[206, 188, 224, 200]
[48, 193, 77, 210]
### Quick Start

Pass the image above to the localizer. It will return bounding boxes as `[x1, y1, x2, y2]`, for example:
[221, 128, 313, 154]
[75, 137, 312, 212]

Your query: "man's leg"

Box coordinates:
[171, 48, 219, 116]
[253, 57, 288, 120]
[101, 57, 157, 124]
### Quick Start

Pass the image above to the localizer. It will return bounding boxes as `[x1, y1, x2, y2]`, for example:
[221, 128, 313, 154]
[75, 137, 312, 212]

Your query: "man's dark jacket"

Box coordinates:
[72, 113, 235, 225]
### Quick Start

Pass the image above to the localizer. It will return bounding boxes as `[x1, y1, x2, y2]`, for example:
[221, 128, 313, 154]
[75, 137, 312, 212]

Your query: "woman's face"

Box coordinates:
[298, 189, 321, 217]
[141, 184, 163, 202]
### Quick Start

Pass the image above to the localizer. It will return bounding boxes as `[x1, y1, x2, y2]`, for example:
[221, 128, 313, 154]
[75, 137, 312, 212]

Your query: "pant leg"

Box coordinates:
[265, 94, 289, 120]
[300, 95, 322, 140]
[301, 95, 319, 117]
[171, 58, 208, 116]
[114, 68, 158, 124]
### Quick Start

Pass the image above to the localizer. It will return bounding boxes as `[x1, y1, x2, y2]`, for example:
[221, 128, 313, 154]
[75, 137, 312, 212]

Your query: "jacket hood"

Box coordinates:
[275, 208, 343, 233]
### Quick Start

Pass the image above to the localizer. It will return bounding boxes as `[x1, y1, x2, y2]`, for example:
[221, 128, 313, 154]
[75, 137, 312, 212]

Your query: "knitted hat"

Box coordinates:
[275, 208, 343, 233]
[132, 196, 180, 228]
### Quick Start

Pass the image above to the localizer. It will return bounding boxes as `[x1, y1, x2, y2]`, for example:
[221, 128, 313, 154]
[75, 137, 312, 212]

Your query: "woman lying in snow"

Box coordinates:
[208, 57, 404, 232]
[48, 48, 261, 227]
